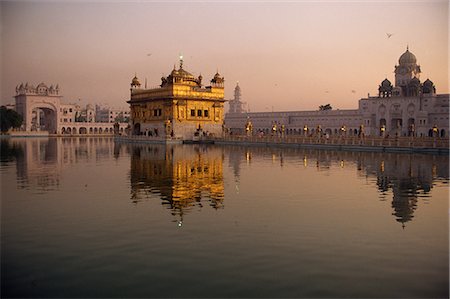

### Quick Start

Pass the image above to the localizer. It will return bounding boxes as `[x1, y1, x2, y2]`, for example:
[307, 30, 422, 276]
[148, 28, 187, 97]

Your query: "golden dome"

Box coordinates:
[131, 75, 141, 86]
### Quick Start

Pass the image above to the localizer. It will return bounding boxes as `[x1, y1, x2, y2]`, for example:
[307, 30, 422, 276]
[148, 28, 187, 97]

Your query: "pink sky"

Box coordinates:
[1, 1, 448, 112]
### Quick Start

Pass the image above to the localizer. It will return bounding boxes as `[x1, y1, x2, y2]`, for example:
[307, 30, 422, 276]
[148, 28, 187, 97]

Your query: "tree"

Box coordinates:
[319, 104, 332, 111]
[114, 112, 129, 123]
[0, 106, 23, 132]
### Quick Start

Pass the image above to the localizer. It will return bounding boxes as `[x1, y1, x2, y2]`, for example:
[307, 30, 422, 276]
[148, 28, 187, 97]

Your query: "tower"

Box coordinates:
[228, 82, 245, 114]
[394, 46, 421, 96]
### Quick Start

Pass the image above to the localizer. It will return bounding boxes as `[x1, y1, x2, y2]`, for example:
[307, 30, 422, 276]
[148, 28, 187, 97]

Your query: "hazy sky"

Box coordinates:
[1, 1, 448, 112]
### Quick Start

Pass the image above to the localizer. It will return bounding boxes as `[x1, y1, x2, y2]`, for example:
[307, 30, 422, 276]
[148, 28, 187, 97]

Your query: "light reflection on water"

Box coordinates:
[1, 137, 448, 298]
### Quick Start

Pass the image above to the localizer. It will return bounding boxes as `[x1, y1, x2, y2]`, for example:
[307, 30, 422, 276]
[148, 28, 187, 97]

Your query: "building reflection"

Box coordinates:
[2, 137, 447, 227]
[225, 147, 448, 228]
[366, 153, 443, 227]
[128, 144, 224, 224]
[1, 137, 116, 191]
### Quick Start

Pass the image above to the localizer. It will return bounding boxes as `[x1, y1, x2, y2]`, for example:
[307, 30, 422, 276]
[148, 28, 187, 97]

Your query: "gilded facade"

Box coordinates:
[128, 58, 226, 139]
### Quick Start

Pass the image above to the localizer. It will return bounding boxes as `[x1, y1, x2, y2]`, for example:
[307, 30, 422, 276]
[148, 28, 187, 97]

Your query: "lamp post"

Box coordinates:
[380, 125, 386, 137]
[245, 118, 253, 137]
[340, 125, 346, 136]
[358, 124, 364, 138]
[432, 124, 438, 138]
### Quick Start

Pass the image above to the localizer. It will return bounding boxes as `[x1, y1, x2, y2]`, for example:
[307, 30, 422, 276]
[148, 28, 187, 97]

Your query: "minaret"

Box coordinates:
[234, 81, 241, 102]
[229, 82, 243, 114]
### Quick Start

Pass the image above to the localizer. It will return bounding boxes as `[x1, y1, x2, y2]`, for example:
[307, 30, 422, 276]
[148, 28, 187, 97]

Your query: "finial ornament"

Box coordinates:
[407, 44, 409, 51]
[179, 54, 183, 69]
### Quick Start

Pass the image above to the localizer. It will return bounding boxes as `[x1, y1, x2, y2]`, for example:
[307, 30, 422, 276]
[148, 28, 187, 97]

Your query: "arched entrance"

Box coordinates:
[408, 118, 415, 136]
[133, 123, 141, 135]
[14, 83, 61, 133]
[30, 107, 57, 133]
[391, 118, 402, 134]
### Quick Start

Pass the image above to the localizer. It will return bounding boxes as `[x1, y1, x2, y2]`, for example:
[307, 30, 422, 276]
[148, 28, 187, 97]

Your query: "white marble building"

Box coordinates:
[225, 48, 449, 137]
[13, 83, 128, 135]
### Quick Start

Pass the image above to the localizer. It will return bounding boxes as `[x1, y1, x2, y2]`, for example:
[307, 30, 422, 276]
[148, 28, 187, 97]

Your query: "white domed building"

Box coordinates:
[226, 48, 449, 138]
[360, 47, 448, 137]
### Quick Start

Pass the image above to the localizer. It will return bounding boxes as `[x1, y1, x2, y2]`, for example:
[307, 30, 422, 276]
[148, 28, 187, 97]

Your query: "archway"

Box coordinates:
[30, 107, 57, 133]
[407, 118, 415, 136]
[134, 123, 141, 135]
[79, 127, 87, 134]
[391, 118, 403, 136]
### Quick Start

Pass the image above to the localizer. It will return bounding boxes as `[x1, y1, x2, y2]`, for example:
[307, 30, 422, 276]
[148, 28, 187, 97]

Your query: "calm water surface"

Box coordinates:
[1, 137, 448, 298]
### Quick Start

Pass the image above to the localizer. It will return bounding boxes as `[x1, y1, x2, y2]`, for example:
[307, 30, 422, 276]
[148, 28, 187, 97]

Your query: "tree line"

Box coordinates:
[0, 106, 23, 132]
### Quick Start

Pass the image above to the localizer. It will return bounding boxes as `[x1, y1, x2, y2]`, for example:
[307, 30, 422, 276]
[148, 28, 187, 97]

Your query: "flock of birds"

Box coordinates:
[144, 33, 395, 96]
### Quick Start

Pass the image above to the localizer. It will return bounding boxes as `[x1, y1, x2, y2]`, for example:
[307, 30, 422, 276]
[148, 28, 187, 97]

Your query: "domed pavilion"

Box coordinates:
[127, 56, 225, 139]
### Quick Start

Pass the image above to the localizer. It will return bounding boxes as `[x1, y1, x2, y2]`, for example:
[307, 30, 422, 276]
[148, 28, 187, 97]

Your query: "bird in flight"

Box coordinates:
[147, 53, 152, 56]
[386, 33, 393, 39]
[351, 90, 356, 93]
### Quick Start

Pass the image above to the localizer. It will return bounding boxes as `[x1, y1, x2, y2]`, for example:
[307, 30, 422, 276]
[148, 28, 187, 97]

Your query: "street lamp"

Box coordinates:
[432, 124, 438, 137]
[380, 125, 386, 137]
[245, 118, 253, 137]
[340, 125, 346, 136]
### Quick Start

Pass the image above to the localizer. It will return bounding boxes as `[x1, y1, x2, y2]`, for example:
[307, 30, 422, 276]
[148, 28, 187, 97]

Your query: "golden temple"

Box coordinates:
[127, 56, 226, 140]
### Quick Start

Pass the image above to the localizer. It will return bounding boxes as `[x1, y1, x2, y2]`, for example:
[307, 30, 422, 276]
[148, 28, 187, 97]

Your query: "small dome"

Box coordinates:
[399, 47, 417, 65]
[381, 78, 392, 87]
[131, 75, 141, 86]
[178, 68, 194, 79]
[410, 76, 420, 85]
[423, 78, 434, 86]
[422, 78, 435, 94]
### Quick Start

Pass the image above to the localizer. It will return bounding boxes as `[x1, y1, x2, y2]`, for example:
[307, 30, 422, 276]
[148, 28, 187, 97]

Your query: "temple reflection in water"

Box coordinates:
[1, 137, 447, 227]
[126, 144, 224, 224]
[224, 145, 448, 227]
